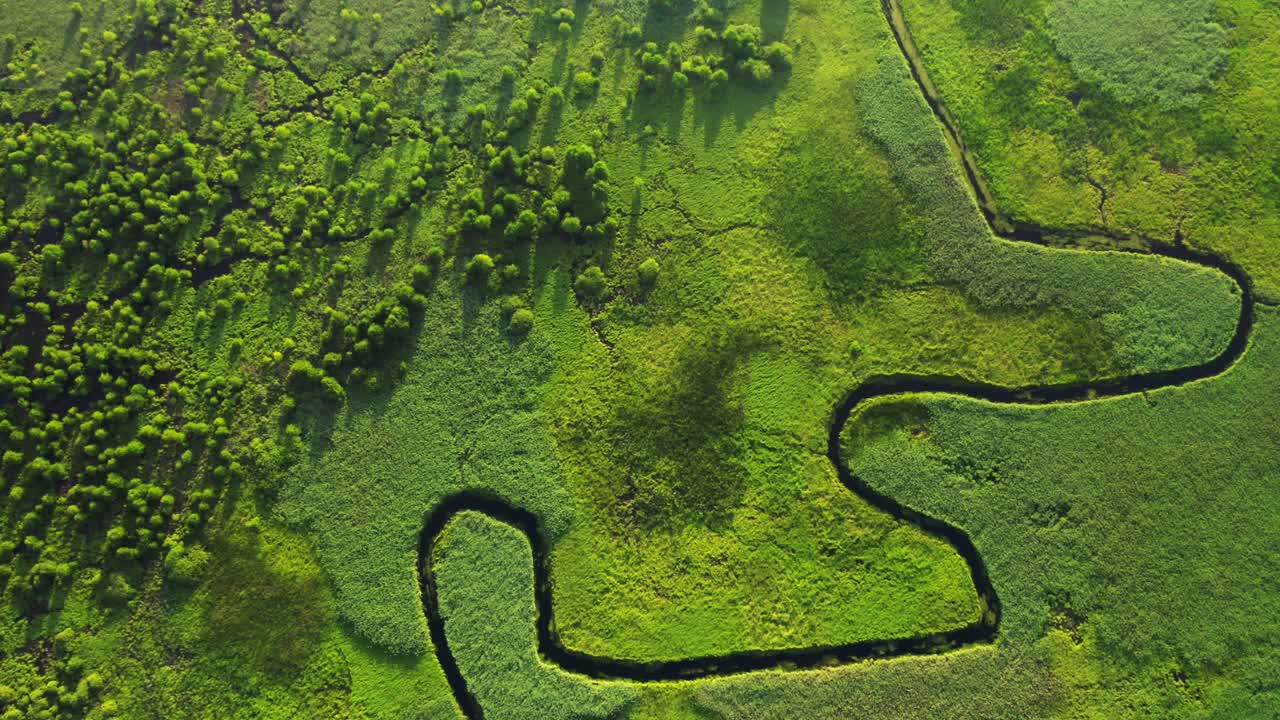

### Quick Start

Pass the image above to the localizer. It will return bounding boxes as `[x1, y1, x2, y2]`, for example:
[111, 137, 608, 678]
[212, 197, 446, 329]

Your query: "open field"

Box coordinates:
[0, 0, 1275, 718]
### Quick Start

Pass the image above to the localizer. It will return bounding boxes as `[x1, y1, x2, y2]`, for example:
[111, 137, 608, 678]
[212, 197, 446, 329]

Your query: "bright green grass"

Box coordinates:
[281, 0, 982, 665]
[433, 510, 637, 719]
[0, 0, 1271, 716]
[897, 0, 1280, 299]
[538, 0, 1240, 666]
[678, 313, 1280, 720]
[280, 0, 1238, 669]
[821, 307, 1280, 718]
[857, 45, 1241, 375]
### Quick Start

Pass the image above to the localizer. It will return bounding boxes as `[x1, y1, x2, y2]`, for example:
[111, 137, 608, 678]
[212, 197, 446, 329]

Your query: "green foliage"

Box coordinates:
[1046, 0, 1227, 109]
[857, 48, 1239, 376]
[0, 0, 1271, 717]
[573, 71, 600, 98]
[573, 265, 607, 301]
[432, 511, 636, 719]
[637, 257, 659, 287]
[164, 542, 210, 586]
[631, 18, 792, 95]
[280, 270, 583, 656]
[508, 308, 535, 335]
[897, 0, 1280, 298]
[838, 308, 1280, 717]
[467, 253, 496, 279]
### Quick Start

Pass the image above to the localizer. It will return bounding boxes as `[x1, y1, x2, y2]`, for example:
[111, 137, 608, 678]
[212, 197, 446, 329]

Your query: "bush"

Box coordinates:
[573, 265, 607, 300]
[763, 41, 794, 69]
[425, 246, 445, 267]
[722, 24, 761, 58]
[165, 543, 210, 585]
[638, 257, 660, 287]
[741, 58, 773, 84]
[102, 573, 135, 605]
[412, 263, 433, 291]
[573, 72, 599, 98]
[466, 253, 495, 279]
[508, 308, 534, 335]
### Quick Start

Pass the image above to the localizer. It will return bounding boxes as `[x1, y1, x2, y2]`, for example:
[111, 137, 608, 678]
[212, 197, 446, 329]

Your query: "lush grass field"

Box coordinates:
[0, 0, 1273, 717]
[896, 0, 1280, 299]
[422, 296, 1280, 720]
[822, 306, 1280, 718]
[431, 510, 636, 719]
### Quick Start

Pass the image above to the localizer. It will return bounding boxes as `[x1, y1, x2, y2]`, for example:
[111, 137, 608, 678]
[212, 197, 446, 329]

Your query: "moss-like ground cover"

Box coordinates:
[0, 0, 1272, 717]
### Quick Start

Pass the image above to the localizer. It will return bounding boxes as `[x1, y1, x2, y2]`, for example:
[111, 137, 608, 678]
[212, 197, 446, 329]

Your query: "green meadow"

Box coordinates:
[0, 0, 1273, 718]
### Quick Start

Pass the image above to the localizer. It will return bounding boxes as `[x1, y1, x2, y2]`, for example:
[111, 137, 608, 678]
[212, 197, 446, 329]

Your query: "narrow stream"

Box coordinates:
[419, 0, 1258, 714]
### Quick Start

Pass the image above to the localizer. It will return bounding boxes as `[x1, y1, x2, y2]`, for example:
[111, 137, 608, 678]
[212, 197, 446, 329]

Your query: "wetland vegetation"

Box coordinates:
[0, 0, 1275, 717]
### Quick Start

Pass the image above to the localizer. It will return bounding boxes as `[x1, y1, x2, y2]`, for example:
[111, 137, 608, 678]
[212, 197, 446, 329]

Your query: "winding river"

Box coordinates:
[417, 0, 1257, 711]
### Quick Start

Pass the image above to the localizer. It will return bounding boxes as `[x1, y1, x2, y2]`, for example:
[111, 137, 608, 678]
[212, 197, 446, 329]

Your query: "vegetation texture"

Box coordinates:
[0, 0, 1273, 717]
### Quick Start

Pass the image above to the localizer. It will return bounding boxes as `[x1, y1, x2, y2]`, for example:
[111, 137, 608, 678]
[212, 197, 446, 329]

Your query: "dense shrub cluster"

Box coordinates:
[0, 0, 628, 700]
[624, 1, 793, 94]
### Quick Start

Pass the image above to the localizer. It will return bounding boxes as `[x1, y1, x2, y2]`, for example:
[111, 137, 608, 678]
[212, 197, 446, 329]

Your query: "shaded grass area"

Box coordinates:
[61, 493, 461, 719]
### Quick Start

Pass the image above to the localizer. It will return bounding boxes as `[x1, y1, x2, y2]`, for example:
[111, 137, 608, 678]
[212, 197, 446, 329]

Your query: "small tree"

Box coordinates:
[508, 308, 534, 335]
[638, 257, 659, 287]
[573, 72, 599, 98]
[574, 265, 607, 301]
[466, 253, 495, 280]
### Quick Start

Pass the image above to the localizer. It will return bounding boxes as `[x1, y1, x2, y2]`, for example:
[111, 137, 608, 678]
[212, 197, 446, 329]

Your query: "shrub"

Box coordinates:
[165, 543, 210, 585]
[638, 257, 660, 287]
[574, 265, 607, 300]
[466, 253, 495, 279]
[412, 263, 433, 290]
[508, 308, 535, 335]
[763, 41, 793, 68]
[425, 246, 445, 267]
[573, 72, 599, 98]
[722, 24, 760, 58]
[741, 58, 773, 84]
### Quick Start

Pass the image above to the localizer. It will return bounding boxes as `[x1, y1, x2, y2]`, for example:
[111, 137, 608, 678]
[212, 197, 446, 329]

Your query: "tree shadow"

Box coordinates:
[607, 321, 766, 530]
[761, 0, 790, 42]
